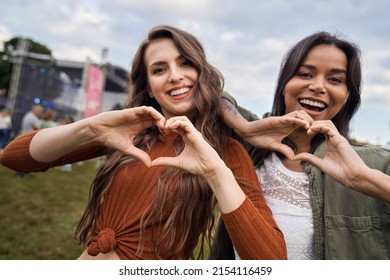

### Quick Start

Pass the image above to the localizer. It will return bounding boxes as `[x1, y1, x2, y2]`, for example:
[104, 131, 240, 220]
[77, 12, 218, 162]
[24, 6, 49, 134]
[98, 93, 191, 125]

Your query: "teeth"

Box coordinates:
[170, 87, 190, 96]
[299, 99, 325, 108]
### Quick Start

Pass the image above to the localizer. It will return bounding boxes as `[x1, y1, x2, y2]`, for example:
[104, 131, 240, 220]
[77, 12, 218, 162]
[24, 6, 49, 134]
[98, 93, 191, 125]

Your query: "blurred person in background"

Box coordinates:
[40, 109, 57, 129]
[0, 107, 12, 152]
[15, 104, 44, 177]
[21, 104, 44, 134]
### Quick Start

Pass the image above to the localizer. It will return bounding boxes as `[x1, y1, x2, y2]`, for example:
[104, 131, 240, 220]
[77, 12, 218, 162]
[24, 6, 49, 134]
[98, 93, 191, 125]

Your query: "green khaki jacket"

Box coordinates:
[310, 142, 390, 259]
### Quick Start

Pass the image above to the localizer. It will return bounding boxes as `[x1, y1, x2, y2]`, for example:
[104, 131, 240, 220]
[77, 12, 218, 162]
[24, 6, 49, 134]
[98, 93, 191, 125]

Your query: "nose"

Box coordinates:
[308, 76, 327, 94]
[168, 66, 184, 83]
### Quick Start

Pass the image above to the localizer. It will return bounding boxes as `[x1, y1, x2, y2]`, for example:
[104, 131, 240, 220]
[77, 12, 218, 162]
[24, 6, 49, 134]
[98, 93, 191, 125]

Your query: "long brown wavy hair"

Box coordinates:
[75, 25, 229, 259]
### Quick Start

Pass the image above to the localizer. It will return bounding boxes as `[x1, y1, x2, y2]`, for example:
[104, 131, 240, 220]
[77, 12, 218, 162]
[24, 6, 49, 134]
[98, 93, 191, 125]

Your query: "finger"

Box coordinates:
[165, 118, 194, 136]
[135, 106, 164, 119]
[132, 106, 166, 128]
[307, 122, 335, 137]
[151, 156, 179, 168]
[282, 117, 311, 130]
[284, 111, 313, 129]
[270, 143, 295, 160]
[294, 152, 322, 168]
[165, 116, 190, 127]
[145, 107, 166, 129]
[122, 146, 152, 167]
[296, 110, 314, 123]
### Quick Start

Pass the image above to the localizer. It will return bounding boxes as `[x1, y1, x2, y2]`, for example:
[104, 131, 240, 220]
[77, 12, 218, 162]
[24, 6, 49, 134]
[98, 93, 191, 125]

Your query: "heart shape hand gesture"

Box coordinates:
[236, 109, 369, 187]
[89, 106, 225, 176]
[294, 120, 368, 187]
[239, 110, 312, 159]
[151, 116, 226, 176]
[88, 106, 166, 167]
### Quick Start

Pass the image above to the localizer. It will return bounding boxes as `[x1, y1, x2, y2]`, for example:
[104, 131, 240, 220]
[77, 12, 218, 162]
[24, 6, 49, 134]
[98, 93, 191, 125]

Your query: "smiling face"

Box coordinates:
[144, 38, 198, 119]
[284, 44, 349, 121]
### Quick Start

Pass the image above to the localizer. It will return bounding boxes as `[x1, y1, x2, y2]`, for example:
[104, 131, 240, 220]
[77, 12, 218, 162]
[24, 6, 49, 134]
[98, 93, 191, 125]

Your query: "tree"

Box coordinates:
[0, 37, 53, 94]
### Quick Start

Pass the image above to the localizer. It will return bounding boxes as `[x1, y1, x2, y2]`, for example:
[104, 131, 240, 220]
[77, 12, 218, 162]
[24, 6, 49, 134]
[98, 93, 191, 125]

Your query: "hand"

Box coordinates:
[151, 116, 226, 177]
[293, 120, 367, 187]
[240, 110, 312, 159]
[88, 106, 166, 167]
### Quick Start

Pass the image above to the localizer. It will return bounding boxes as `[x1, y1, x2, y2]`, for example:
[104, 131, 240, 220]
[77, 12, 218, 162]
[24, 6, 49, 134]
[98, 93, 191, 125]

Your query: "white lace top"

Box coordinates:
[236, 153, 315, 260]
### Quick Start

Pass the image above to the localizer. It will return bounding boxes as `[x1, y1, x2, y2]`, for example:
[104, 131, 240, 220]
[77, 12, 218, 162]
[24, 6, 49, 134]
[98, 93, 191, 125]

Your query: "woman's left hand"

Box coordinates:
[293, 120, 367, 186]
[151, 116, 226, 177]
[151, 116, 247, 211]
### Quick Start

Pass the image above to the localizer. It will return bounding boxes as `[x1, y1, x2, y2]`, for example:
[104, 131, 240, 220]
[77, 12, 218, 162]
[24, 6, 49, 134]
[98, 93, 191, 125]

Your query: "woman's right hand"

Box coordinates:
[241, 111, 312, 157]
[223, 104, 312, 159]
[86, 106, 166, 166]
[30, 106, 166, 167]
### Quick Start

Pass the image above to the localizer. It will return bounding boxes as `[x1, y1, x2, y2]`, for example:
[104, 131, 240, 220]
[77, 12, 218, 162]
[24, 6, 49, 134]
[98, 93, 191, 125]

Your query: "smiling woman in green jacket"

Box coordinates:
[213, 31, 390, 260]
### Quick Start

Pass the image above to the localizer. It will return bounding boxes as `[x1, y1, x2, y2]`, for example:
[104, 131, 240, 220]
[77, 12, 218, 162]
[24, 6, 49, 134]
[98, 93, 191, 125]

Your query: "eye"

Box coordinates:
[297, 71, 312, 79]
[151, 67, 166, 75]
[328, 76, 344, 84]
[180, 58, 193, 67]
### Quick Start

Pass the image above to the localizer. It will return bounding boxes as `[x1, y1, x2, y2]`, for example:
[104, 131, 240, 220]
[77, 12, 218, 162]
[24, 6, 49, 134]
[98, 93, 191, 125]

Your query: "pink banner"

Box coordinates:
[83, 65, 104, 118]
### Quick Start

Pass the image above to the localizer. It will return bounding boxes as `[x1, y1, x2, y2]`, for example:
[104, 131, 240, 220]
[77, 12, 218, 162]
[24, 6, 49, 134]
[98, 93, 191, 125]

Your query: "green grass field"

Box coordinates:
[0, 158, 209, 260]
[0, 160, 99, 260]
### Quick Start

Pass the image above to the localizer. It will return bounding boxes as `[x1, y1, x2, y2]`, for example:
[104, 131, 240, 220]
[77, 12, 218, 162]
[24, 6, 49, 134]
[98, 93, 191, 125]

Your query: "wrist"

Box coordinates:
[347, 166, 378, 193]
[204, 164, 246, 213]
[203, 162, 231, 187]
[338, 162, 390, 203]
[74, 118, 100, 146]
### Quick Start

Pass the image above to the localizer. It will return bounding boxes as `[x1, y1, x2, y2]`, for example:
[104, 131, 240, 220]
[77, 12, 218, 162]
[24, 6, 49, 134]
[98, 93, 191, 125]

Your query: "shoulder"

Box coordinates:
[225, 137, 248, 154]
[352, 144, 390, 171]
[224, 137, 261, 188]
[351, 143, 390, 153]
[317, 142, 390, 172]
[222, 91, 260, 121]
[351, 143, 390, 159]
[224, 137, 253, 167]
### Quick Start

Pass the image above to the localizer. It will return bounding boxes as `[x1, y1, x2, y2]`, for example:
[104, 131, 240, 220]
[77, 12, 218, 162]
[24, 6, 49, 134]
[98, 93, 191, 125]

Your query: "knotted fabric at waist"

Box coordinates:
[87, 228, 117, 256]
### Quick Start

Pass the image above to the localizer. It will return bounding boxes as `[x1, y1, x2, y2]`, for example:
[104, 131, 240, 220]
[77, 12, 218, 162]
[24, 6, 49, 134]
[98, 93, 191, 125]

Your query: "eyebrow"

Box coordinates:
[300, 64, 347, 74]
[149, 61, 166, 68]
[148, 54, 185, 68]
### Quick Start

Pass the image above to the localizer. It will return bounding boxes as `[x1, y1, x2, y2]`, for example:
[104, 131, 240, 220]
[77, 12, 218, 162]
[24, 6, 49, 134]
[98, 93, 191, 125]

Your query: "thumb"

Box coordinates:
[123, 146, 152, 168]
[271, 144, 295, 160]
[294, 152, 321, 168]
[151, 156, 179, 168]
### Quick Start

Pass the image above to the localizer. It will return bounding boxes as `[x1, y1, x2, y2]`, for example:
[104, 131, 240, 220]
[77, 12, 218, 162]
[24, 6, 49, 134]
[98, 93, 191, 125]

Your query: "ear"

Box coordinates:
[343, 91, 349, 105]
[146, 84, 153, 98]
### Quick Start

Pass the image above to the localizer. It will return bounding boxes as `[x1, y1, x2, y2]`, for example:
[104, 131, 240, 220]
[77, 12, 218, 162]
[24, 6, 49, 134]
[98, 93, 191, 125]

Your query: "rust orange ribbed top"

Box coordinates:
[0, 131, 287, 259]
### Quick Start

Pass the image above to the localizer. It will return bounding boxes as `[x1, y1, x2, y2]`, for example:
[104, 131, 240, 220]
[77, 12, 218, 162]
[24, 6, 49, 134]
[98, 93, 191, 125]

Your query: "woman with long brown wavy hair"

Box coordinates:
[0, 25, 286, 260]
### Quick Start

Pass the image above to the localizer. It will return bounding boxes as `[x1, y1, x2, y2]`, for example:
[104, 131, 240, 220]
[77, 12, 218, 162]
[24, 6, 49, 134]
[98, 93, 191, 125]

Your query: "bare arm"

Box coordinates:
[222, 98, 311, 159]
[30, 106, 166, 167]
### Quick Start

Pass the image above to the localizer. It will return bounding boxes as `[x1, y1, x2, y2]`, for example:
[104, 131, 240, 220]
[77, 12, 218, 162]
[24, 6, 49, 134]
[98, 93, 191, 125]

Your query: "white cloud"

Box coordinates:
[1, 0, 390, 144]
[0, 26, 12, 49]
[53, 44, 101, 63]
[110, 0, 212, 12]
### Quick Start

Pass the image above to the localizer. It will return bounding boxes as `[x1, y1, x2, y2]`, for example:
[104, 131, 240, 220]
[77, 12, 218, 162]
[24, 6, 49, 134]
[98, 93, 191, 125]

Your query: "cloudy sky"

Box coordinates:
[1, 0, 390, 146]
